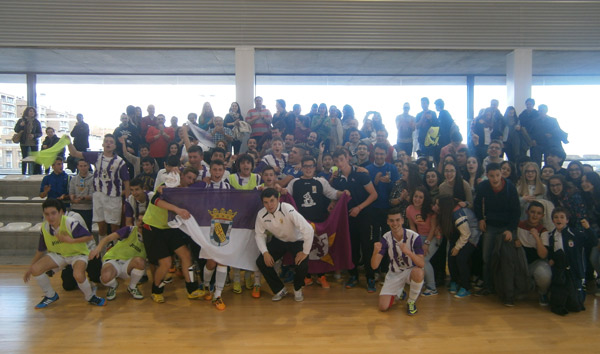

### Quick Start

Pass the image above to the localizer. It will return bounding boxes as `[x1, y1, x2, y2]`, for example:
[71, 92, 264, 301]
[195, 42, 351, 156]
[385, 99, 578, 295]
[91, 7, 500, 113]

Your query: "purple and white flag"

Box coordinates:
[163, 189, 263, 271]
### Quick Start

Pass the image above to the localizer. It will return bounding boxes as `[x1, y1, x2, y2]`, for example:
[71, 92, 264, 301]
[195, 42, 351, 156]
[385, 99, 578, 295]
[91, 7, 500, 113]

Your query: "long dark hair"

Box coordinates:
[437, 194, 457, 238]
[547, 174, 576, 206]
[411, 186, 433, 218]
[423, 168, 441, 193]
[405, 162, 424, 194]
[444, 161, 466, 202]
[582, 171, 600, 208]
[566, 160, 584, 189]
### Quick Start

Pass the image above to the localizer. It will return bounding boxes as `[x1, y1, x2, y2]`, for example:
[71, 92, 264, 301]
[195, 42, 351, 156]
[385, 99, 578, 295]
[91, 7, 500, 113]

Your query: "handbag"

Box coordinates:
[12, 131, 23, 143]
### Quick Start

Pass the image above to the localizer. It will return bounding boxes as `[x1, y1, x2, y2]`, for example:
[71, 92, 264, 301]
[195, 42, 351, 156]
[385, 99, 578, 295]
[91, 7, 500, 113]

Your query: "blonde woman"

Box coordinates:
[516, 162, 553, 229]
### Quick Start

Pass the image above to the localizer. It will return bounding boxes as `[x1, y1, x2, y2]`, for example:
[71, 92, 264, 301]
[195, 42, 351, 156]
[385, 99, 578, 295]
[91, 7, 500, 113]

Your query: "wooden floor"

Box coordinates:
[1, 265, 598, 353]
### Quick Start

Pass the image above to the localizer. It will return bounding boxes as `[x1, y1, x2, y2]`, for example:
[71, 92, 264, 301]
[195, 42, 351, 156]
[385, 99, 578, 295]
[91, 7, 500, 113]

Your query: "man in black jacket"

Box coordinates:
[69, 113, 90, 172]
[474, 162, 521, 296]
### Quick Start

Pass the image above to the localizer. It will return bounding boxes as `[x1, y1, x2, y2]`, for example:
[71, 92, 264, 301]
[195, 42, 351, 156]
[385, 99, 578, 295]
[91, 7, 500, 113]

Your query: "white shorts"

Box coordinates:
[380, 268, 414, 296]
[47, 252, 88, 273]
[102, 259, 133, 279]
[93, 192, 122, 225]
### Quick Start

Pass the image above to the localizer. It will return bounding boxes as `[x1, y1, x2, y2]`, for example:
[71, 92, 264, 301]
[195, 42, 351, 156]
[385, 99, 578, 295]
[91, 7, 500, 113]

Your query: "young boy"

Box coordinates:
[546, 208, 592, 315]
[142, 169, 201, 303]
[135, 157, 157, 191]
[39, 156, 70, 208]
[371, 208, 424, 315]
[90, 214, 147, 301]
[125, 177, 153, 226]
[154, 155, 181, 191]
[69, 159, 94, 231]
[255, 188, 314, 302]
[23, 199, 106, 308]
[68, 134, 130, 238]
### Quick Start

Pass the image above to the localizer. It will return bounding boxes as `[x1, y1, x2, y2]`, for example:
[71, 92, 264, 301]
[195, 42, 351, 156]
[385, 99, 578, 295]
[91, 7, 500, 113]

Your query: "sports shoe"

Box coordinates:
[272, 288, 288, 301]
[187, 288, 204, 299]
[317, 275, 330, 289]
[345, 276, 358, 289]
[35, 293, 59, 309]
[212, 296, 226, 310]
[449, 282, 458, 294]
[294, 288, 304, 302]
[245, 274, 254, 290]
[367, 278, 376, 293]
[88, 295, 107, 306]
[161, 273, 174, 285]
[474, 288, 492, 297]
[473, 278, 484, 290]
[422, 288, 438, 296]
[233, 281, 242, 294]
[106, 285, 118, 301]
[252, 285, 261, 298]
[127, 286, 144, 300]
[197, 284, 210, 297]
[406, 300, 418, 316]
[538, 294, 549, 306]
[454, 288, 471, 298]
[304, 277, 313, 286]
[151, 293, 165, 303]
[504, 299, 515, 307]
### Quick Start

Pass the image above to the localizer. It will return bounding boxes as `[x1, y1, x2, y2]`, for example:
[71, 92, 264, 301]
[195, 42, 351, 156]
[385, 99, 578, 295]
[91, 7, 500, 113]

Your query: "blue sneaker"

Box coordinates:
[35, 293, 59, 309]
[449, 282, 458, 294]
[406, 300, 418, 316]
[88, 295, 107, 306]
[454, 288, 471, 298]
[422, 288, 438, 296]
[367, 278, 376, 293]
[345, 276, 358, 289]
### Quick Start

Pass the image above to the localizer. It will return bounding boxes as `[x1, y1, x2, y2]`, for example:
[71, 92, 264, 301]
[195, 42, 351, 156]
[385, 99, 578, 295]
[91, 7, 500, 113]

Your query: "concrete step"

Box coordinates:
[0, 175, 46, 199]
[0, 202, 44, 223]
[0, 231, 40, 251]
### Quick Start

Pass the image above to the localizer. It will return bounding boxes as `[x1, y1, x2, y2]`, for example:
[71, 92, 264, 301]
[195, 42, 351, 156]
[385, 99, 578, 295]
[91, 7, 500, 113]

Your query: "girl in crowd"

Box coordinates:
[406, 186, 439, 296]
[310, 103, 331, 144]
[566, 160, 584, 190]
[516, 162, 553, 229]
[424, 168, 442, 200]
[14, 106, 43, 175]
[224, 102, 246, 154]
[437, 194, 479, 298]
[464, 156, 484, 197]
[361, 118, 376, 144]
[504, 106, 532, 162]
[439, 162, 473, 208]
[198, 102, 214, 130]
[546, 174, 588, 231]
[389, 162, 423, 224]
[167, 142, 181, 160]
[579, 171, 600, 294]
[328, 105, 344, 152]
[416, 157, 430, 179]
[471, 108, 494, 162]
[500, 161, 518, 184]
[540, 165, 555, 184]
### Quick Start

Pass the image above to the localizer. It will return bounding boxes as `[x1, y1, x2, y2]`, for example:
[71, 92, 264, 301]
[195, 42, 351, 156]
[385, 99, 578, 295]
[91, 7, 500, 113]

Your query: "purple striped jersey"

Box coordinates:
[379, 228, 424, 272]
[83, 152, 130, 197]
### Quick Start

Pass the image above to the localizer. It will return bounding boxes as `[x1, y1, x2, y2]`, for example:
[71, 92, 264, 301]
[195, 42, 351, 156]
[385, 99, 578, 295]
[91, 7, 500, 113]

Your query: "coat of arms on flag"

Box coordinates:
[208, 208, 237, 247]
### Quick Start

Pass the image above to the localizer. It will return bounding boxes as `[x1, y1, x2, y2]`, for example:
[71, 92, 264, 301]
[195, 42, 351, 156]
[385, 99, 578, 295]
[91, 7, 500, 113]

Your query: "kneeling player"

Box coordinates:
[371, 208, 424, 315]
[90, 214, 147, 300]
[24, 199, 106, 308]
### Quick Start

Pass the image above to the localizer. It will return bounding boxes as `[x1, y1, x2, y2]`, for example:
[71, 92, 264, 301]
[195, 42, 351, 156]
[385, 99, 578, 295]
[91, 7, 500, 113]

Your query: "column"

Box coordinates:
[26, 73, 37, 109]
[235, 47, 255, 115]
[506, 49, 532, 114]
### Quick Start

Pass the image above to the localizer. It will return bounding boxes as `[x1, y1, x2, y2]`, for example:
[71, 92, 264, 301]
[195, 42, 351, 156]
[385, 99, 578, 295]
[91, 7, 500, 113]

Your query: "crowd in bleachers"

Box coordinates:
[17, 95, 600, 316]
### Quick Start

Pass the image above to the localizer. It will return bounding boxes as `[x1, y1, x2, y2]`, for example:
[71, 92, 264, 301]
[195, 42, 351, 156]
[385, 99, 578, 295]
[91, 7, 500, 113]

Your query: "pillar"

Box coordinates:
[26, 73, 37, 109]
[235, 47, 255, 114]
[506, 49, 532, 114]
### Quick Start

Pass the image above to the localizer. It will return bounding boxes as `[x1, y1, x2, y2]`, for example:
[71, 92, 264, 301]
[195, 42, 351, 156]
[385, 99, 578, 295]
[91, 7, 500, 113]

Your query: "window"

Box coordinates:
[6, 151, 12, 168]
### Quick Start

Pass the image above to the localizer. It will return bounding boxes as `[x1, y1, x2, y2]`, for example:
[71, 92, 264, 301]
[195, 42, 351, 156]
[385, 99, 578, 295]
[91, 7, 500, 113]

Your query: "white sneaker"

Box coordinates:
[271, 288, 288, 301]
[294, 288, 304, 302]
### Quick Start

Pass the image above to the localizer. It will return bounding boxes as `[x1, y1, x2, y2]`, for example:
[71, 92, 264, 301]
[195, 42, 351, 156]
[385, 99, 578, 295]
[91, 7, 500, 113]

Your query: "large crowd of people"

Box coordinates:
[18, 96, 599, 317]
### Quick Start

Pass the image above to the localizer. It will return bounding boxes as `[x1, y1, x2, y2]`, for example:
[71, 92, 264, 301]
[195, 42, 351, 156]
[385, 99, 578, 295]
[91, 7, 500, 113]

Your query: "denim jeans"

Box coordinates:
[421, 236, 440, 290]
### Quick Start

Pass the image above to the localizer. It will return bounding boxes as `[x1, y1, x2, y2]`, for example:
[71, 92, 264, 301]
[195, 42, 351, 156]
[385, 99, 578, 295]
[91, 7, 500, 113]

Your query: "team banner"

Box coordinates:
[163, 189, 263, 271]
[283, 193, 354, 274]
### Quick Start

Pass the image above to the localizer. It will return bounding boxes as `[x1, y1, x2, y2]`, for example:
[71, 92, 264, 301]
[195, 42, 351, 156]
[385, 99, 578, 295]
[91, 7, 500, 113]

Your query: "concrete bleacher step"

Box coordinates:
[0, 230, 40, 252]
[0, 202, 44, 223]
[0, 175, 49, 199]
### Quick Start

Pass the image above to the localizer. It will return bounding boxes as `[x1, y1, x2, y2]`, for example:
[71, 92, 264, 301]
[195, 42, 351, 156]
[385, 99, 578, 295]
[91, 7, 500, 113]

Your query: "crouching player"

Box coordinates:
[371, 208, 424, 315]
[23, 199, 106, 308]
[89, 214, 147, 300]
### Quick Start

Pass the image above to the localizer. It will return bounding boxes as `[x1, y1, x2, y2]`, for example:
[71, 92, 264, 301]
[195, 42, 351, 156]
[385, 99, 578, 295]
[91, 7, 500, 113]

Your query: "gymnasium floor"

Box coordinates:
[1, 262, 598, 353]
